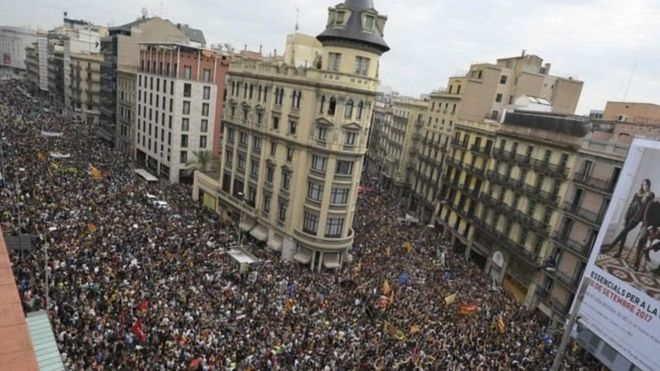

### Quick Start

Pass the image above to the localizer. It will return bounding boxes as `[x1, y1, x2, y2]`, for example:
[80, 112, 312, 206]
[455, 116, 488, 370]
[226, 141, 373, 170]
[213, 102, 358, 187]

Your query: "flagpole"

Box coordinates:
[550, 277, 591, 371]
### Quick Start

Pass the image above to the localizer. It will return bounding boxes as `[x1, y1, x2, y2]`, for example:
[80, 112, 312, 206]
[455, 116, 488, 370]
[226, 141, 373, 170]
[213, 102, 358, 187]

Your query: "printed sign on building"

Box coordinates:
[577, 138, 660, 371]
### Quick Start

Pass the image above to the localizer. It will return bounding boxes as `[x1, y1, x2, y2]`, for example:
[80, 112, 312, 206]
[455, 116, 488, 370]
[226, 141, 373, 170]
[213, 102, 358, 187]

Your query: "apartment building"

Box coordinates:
[0, 26, 38, 72]
[367, 97, 428, 196]
[24, 37, 48, 92]
[135, 43, 226, 183]
[193, 0, 390, 270]
[603, 101, 660, 125]
[67, 52, 102, 123]
[100, 16, 206, 150]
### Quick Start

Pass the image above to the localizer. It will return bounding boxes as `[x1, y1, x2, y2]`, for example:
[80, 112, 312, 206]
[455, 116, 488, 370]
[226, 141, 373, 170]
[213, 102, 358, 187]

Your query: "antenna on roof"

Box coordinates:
[295, 6, 300, 32]
[160, 1, 164, 18]
[623, 61, 638, 102]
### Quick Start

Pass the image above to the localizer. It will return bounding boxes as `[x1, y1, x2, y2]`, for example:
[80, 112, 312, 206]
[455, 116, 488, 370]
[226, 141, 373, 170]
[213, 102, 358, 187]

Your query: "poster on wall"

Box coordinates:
[577, 138, 660, 371]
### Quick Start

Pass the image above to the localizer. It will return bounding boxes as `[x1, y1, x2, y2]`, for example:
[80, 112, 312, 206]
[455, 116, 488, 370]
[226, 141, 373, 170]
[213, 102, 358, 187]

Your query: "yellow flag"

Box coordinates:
[444, 293, 457, 305]
[404, 241, 413, 253]
[384, 321, 406, 341]
[410, 325, 421, 335]
[37, 152, 46, 161]
[383, 280, 391, 295]
[498, 316, 505, 334]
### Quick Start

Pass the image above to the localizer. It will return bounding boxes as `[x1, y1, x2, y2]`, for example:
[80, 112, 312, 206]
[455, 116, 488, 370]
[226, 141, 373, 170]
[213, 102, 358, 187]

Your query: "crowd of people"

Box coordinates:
[0, 78, 604, 370]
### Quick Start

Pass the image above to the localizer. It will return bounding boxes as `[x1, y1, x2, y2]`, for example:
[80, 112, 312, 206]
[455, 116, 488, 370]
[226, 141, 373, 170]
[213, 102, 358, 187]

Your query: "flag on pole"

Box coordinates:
[458, 304, 479, 315]
[404, 241, 413, 253]
[497, 316, 506, 334]
[444, 293, 457, 305]
[132, 318, 146, 342]
[384, 321, 406, 341]
[383, 279, 391, 295]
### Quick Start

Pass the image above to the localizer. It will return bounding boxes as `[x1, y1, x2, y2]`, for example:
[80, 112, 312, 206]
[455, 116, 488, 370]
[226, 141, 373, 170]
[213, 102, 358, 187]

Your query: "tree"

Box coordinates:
[185, 150, 219, 174]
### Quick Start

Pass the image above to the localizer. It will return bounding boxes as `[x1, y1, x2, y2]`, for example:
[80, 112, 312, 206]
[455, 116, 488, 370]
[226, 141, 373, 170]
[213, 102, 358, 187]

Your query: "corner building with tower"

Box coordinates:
[193, 0, 389, 270]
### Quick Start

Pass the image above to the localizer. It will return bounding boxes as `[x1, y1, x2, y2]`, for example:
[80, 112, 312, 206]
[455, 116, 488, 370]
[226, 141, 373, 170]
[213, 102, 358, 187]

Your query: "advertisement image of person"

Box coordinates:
[602, 179, 654, 259]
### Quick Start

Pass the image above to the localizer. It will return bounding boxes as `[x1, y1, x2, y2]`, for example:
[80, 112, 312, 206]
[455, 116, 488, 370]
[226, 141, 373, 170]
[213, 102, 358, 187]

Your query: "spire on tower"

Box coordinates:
[295, 6, 300, 32]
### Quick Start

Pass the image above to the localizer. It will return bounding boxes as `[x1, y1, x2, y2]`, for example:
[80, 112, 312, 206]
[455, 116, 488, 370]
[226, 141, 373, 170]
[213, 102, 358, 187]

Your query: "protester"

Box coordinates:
[0, 78, 603, 370]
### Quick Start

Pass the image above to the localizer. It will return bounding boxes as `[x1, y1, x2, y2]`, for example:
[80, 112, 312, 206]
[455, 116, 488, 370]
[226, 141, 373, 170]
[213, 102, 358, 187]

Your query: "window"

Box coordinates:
[311, 154, 328, 172]
[203, 86, 211, 100]
[335, 11, 346, 25]
[199, 136, 207, 149]
[286, 146, 294, 162]
[181, 134, 188, 148]
[345, 100, 354, 118]
[281, 170, 291, 190]
[336, 160, 353, 175]
[354, 56, 370, 76]
[307, 182, 324, 201]
[270, 141, 276, 156]
[262, 193, 271, 214]
[345, 132, 357, 146]
[357, 101, 364, 120]
[330, 188, 349, 204]
[225, 149, 233, 166]
[180, 151, 188, 164]
[203, 69, 211, 82]
[325, 217, 344, 237]
[247, 186, 256, 207]
[328, 98, 337, 115]
[201, 119, 208, 132]
[181, 118, 189, 131]
[250, 159, 259, 177]
[184, 66, 192, 79]
[227, 128, 235, 141]
[237, 153, 246, 170]
[202, 103, 209, 117]
[256, 112, 263, 125]
[364, 15, 375, 31]
[303, 212, 319, 234]
[328, 52, 342, 72]
[278, 201, 287, 222]
[500, 75, 508, 84]
[495, 93, 503, 103]
[184, 83, 191, 97]
[266, 165, 274, 183]
[239, 132, 248, 146]
[289, 121, 297, 135]
[272, 116, 280, 130]
[183, 101, 190, 115]
[253, 136, 261, 153]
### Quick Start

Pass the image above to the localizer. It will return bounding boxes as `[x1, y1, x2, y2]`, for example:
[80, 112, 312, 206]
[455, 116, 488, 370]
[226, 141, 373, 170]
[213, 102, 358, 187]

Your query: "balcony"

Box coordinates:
[562, 202, 604, 227]
[531, 158, 569, 178]
[521, 183, 559, 207]
[573, 172, 616, 194]
[472, 218, 541, 268]
[451, 138, 468, 149]
[536, 286, 570, 317]
[553, 232, 590, 260]
[470, 145, 491, 157]
[554, 269, 578, 292]
[480, 194, 549, 236]
[463, 163, 485, 178]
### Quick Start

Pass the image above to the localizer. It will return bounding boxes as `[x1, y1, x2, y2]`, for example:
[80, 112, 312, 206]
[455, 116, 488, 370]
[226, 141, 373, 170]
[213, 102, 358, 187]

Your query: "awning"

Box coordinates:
[134, 168, 158, 182]
[293, 247, 312, 264]
[239, 219, 256, 232]
[249, 225, 268, 242]
[267, 234, 283, 251]
[26, 311, 65, 371]
[227, 248, 260, 265]
[323, 252, 341, 269]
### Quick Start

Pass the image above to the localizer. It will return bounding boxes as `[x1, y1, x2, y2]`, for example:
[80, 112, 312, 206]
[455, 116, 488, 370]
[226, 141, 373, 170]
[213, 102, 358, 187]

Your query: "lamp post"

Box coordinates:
[45, 226, 57, 312]
[237, 192, 244, 249]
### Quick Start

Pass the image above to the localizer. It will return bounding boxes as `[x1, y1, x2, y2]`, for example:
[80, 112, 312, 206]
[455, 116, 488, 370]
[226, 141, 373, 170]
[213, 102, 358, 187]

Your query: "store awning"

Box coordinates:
[227, 248, 260, 265]
[239, 219, 256, 232]
[293, 247, 312, 264]
[249, 225, 268, 242]
[26, 311, 65, 371]
[267, 234, 283, 251]
[323, 253, 341, 269]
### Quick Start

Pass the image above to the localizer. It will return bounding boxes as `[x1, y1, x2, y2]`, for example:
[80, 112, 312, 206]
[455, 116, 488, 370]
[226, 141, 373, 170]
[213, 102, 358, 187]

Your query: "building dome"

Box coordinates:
[316, 0, 389, 54]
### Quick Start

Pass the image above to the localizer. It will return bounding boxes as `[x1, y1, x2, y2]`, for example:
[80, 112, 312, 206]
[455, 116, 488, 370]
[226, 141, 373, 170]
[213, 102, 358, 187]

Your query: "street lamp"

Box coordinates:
[45, 226, 57, 313]
[237, 192, 244, 249]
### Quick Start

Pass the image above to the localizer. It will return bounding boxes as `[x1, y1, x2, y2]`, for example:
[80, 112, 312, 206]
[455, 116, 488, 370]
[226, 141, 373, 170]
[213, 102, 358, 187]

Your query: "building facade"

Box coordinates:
[67, 52, 102, 123]
[193, 0, 390, 270]
[99, 17, 205, 149]
[0, 26, 38, 71]
[135, 43, 227, 183]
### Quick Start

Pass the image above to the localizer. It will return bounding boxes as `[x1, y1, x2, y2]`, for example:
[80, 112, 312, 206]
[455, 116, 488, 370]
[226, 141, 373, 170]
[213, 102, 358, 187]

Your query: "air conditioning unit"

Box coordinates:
[617, 114, 628, 122]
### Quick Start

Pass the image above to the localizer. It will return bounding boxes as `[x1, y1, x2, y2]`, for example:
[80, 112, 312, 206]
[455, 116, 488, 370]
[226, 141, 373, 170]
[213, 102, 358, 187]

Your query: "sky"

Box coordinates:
[2, 0, 659, 114]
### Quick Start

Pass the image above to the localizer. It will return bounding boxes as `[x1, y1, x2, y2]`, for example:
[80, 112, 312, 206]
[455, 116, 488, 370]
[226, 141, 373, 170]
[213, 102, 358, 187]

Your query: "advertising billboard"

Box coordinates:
[578, 138, 660, 371]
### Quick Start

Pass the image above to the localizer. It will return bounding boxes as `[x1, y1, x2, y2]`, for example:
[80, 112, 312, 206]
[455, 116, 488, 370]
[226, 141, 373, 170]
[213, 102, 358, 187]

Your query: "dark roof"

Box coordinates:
[504, 110, 590, 137]
[109, 16, 156, 32]
[317, 0, 389, 53]
[178, 24, 206, 46]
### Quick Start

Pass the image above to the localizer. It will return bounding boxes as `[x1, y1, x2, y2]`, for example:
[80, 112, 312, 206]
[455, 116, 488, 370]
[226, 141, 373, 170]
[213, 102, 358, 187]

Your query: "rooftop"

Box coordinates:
[317, 0, 389, 53]
[503, 110, 590, 137]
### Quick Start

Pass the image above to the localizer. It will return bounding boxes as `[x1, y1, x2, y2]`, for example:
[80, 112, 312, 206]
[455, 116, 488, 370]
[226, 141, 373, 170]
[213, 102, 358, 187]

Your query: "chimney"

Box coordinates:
[259, 45, 263, 55]
[244, 44, 247, 51]
[521, 49, 526, 57]
[274, 49, 277, 57]
[177, 23, 181, 29]
[543, 63, 551, 75]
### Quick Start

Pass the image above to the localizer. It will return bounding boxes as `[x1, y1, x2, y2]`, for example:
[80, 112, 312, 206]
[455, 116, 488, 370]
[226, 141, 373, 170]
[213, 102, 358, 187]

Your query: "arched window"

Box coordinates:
[357, 101, 364, 120]
[295, 91, 302, 108]
[249, 84, 254, 100]
[345, 99, 354, 119]
[328, 97, 337, 116]
[319, 96, 326, 114]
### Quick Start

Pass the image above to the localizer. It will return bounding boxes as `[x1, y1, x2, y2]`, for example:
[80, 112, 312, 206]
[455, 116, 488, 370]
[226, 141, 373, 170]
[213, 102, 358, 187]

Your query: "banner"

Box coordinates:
[444, 293, 457, 306]
[577, 138, 660, 371]
[458, 304, 479, 315]
[383, 280, 391, 295]
[384, 321, 406, 341]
